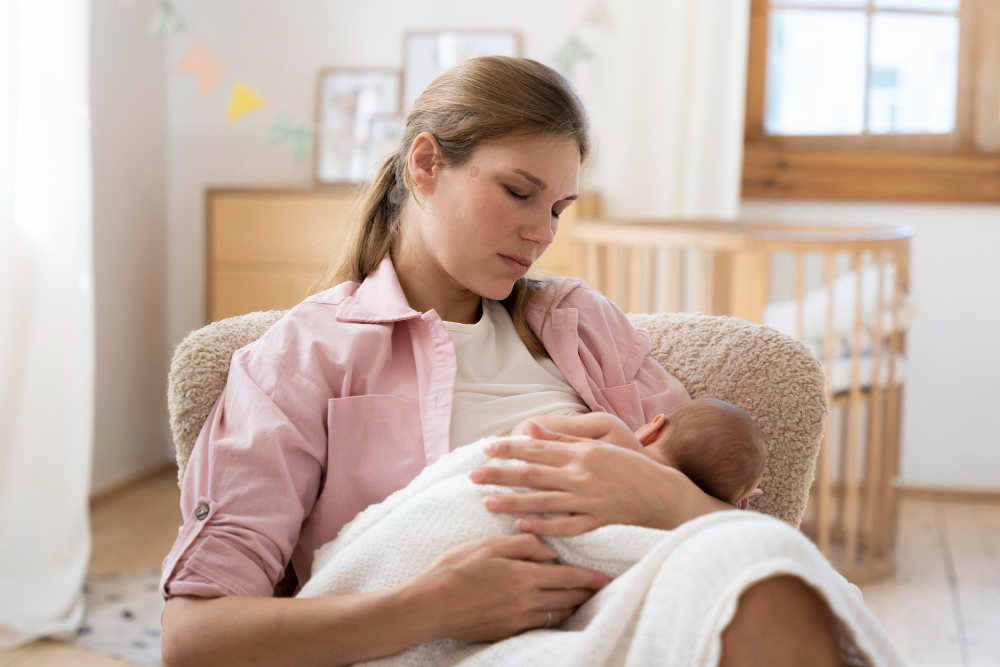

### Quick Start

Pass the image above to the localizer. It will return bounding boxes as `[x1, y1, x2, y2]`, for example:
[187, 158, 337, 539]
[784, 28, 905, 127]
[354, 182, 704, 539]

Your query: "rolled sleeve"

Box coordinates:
[160, 343, 329, 602]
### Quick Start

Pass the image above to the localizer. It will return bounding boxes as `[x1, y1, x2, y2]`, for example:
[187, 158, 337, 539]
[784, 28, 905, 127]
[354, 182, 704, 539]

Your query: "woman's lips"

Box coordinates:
[499, 253, 529, 274]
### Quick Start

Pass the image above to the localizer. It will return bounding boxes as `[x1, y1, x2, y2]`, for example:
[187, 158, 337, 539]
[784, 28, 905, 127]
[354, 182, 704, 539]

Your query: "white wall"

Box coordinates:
[90, 1, 170, 494]
[741, 199, 1000, 490]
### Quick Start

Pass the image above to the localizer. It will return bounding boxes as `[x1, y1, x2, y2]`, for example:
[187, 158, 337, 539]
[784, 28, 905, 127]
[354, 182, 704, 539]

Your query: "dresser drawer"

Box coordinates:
[208, 190, 354, 267]
[209, 268, 320, 322]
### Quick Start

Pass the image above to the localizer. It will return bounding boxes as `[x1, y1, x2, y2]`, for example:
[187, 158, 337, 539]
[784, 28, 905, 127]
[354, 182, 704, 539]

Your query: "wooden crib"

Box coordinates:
[564, 219, 913, 584]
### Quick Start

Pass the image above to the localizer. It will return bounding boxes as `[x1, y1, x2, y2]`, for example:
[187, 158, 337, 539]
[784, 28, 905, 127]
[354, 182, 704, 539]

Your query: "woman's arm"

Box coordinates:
[162, 586, 434, 667]
[162, 534, 610, 666]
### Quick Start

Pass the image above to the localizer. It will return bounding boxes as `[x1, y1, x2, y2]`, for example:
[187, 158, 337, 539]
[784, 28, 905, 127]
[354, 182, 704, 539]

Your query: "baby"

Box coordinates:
[508, 398, 766, 510]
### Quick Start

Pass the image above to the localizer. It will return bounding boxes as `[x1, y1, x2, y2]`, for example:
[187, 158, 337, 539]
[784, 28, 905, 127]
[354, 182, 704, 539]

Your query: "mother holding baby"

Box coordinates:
[160, 56, 850, 666]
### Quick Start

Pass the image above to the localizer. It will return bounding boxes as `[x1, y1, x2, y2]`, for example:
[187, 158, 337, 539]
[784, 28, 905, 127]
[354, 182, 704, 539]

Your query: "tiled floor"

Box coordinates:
[2, 466, 997, 666]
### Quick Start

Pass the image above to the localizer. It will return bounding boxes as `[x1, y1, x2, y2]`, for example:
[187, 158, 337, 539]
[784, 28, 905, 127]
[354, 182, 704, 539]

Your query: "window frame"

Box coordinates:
[742, 0, 1000, 202]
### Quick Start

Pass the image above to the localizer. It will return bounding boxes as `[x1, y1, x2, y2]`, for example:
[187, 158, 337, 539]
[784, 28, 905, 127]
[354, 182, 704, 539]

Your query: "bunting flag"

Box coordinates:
[226, 81, 267, 121]
[554, 34, 592, 78]
[581, 0, 615, 32]
[267, 115, 316, 161]
[149, 1, 185, 39]
[175, 43, 225, 98]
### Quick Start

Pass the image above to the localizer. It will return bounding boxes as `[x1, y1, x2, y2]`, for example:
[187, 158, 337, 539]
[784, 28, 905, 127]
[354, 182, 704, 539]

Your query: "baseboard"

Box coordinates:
[89, 460, 177, 508]
[896, 484, 1000, 503]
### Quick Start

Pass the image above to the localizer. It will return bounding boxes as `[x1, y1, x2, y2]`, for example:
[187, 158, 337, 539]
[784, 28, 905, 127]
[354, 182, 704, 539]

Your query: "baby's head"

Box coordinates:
[643, 398, 766, 507]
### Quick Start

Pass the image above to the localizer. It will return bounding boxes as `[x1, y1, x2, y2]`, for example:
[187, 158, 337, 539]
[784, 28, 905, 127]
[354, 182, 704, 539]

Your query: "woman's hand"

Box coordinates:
[402, 533, 610, 644]
[470, 421, 733, 536]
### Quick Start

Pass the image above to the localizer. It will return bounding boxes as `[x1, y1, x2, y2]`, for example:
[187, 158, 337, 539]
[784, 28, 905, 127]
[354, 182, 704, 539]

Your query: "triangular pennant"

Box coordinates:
[581, 0, 615, 32]
[175, 42, 225, 97]
[226, 81, 267, 122]
[149, 1, 185, 38]
[554, 34, 592, 78]
[268, 114, 316, 161]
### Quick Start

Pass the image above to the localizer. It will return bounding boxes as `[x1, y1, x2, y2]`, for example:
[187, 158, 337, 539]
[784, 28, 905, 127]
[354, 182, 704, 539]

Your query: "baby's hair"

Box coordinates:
[664, 398, 766, 504]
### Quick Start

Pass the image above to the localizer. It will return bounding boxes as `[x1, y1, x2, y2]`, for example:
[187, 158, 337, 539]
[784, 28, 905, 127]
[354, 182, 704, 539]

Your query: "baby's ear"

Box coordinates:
[635, 414, 667, 446]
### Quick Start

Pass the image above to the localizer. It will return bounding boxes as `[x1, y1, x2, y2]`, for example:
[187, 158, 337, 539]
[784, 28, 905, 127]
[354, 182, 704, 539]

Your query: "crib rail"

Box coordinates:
[567, 218, 913, 584]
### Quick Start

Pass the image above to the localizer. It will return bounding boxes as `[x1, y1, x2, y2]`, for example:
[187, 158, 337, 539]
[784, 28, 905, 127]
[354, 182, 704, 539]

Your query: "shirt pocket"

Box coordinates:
[325, 394, 426, 535]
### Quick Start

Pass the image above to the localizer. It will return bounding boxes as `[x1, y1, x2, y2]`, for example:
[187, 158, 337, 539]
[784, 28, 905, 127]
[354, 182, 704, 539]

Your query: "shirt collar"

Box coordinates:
[334, 251, 587, 328]
[334, 254, 423, 324]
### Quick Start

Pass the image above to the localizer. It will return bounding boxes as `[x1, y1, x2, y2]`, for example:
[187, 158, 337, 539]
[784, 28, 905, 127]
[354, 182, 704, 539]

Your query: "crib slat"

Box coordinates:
[844, 251, 865, 567]
[606, 244, 620, 304]
[628, 246, 643, 313]
[585, 242, 600, 291]
[655, 247, 669, 313]
[864, 252, 887, 559]
[698, 249, 713, 314]
[880, 249, 904, 555]
[817, 251, 836, 556]
[665, 248, 683, 312]
[646, 246, 659, 313]
[795, 252, 805, 341]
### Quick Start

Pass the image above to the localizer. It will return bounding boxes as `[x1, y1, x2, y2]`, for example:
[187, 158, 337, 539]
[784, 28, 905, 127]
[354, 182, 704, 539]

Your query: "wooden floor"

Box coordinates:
[1, 466, 998, 666]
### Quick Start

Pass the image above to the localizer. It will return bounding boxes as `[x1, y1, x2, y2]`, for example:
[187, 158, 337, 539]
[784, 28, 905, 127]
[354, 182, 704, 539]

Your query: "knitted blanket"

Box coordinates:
[296, 436, 904, 666]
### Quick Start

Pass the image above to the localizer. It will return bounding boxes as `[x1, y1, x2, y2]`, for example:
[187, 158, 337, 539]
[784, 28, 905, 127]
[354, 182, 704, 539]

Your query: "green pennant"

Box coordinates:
[268, 115, 316, 162]
[554, 33, 592, 78]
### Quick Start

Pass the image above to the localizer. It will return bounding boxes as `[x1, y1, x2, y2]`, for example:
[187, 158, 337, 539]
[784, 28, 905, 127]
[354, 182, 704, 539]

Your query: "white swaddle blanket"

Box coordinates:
[296, 435, 904, 666]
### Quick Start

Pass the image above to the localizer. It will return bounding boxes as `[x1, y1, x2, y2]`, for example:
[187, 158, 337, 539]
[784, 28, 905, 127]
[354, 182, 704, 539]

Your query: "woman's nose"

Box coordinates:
[523, 215, 556, 247]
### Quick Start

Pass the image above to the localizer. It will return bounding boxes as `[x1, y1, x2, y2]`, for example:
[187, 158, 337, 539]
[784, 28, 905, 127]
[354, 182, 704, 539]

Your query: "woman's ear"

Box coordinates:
[634, 414, 668, 446]
[407, 131, 441, 196]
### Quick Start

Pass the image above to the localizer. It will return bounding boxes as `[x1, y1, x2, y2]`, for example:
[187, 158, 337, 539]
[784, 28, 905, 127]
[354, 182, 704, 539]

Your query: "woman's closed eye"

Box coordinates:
[505, 187, 561, 220]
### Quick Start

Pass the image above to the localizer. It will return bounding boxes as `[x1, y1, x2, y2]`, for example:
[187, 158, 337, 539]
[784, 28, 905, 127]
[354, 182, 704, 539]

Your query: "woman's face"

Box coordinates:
[400, 131, 581, 301]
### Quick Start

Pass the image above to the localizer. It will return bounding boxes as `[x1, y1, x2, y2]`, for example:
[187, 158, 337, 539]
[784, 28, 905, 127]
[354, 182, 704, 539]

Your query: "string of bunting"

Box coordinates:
[123, 0, 613, 162]
[122, 0, 316, 161]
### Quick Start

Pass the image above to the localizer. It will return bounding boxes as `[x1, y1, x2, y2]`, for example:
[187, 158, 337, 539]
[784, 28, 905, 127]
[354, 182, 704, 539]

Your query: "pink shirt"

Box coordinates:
[159, 253, 691, 606]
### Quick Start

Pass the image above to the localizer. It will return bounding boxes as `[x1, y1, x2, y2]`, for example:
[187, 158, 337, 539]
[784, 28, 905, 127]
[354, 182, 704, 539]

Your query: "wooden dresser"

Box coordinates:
[206, 185, 602, 323]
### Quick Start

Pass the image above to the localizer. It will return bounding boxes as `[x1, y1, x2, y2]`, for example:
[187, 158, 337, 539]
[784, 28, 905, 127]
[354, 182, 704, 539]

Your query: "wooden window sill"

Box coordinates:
[742, 144, 1000, 203]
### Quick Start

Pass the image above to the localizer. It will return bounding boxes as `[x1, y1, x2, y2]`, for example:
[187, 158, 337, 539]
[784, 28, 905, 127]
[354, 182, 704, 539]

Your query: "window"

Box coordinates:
[743, 0, 1000, 201]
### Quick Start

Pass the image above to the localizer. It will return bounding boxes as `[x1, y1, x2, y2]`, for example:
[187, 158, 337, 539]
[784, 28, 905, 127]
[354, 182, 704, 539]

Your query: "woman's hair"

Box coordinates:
[308, 55, 593, 357]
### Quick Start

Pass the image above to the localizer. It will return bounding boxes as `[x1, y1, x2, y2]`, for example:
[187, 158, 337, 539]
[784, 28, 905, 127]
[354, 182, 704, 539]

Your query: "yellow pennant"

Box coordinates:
[176, 43, 225, 98]
[226, 81, 266, 122]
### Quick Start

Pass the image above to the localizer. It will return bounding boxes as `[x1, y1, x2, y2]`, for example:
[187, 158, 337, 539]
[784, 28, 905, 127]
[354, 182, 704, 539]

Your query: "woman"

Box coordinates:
[159, 56, 846, 667]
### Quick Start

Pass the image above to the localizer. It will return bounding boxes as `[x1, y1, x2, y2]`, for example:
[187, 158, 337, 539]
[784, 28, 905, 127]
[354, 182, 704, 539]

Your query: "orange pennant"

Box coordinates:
[175, 42, 225, 98]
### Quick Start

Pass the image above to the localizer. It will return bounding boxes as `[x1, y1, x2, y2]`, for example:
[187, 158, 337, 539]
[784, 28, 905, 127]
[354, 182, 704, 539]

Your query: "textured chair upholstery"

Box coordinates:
[167, 310, 828, 595]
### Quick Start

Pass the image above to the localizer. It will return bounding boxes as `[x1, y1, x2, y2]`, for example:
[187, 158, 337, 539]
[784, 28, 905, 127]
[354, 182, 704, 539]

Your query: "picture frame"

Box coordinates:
[402, 29, 523, 113]
[312, 67, 404, 185]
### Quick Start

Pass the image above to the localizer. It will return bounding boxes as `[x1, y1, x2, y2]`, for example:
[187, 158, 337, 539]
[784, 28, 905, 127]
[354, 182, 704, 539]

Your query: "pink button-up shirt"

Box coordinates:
[159, 253, 691, 607]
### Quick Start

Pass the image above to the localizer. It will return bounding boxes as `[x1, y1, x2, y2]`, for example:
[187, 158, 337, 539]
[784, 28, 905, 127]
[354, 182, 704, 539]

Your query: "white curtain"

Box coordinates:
[0, 0, 95, 650]
[576, 0, 750, 219]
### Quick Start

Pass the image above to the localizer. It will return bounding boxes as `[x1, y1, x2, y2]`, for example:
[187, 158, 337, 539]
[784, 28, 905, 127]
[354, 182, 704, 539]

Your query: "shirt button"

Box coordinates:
[195, 503, 209, 520]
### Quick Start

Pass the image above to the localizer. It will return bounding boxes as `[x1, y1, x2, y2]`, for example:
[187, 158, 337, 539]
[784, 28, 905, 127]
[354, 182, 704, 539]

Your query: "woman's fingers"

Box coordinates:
[527, 560, 611, 591]
[515, 512, 596, 537]
[483, 490, 574, 515]
[471, 462, 581, 492]
[535, 589, 599, 611]
[482, 433, 593, 466]
[483, 532, 557, 561]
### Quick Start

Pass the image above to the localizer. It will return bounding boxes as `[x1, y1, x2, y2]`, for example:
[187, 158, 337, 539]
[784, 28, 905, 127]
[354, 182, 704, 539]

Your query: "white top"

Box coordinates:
[442, 297, 590, 451]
